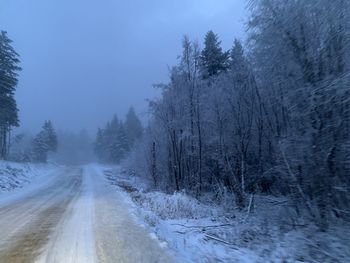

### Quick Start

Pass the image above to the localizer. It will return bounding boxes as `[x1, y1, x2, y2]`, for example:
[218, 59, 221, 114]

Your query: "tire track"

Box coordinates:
[0, 167, 82, 263]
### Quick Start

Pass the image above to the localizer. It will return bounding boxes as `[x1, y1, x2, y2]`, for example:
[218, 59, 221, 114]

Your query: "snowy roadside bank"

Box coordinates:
[0, 160, 59, 194]
[103, 166, 350, 263]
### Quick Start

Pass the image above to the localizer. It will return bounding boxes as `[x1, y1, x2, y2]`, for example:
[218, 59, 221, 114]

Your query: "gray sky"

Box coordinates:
[0, 0, 246, 134]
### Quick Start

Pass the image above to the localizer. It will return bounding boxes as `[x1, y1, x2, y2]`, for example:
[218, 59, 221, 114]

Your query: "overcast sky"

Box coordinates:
[0, 0, 246, 134]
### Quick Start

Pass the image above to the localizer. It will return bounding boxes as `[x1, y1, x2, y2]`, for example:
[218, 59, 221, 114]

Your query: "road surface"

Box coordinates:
[0, 165, 174, 263]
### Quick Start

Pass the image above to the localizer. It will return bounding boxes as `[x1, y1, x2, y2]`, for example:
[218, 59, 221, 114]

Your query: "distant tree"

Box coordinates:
[200, 30, 229, 79]
[94, 128, 105, 162]
[0, 31, 21, 159]
[32, 120, 57, 163]
[112, 121, 129, 162]
[94, 114, 133, 164]
[107, 115, 121, 162]
[125, 106, 143, 147]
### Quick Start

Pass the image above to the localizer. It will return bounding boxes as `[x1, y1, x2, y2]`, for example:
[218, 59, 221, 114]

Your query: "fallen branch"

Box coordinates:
[171, 223, 234, 229]
[204, 234, 238, 250]
[243, 194, 254, 222]
[174, 230, 189, 234]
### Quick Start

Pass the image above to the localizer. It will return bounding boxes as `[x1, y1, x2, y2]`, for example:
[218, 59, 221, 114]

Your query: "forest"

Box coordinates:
[0, 0, 349, 261]
[119, 0, 350, 232]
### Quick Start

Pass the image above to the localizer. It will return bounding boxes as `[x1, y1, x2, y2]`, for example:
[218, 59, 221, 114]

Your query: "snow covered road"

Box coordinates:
[0, 165, 174, 263]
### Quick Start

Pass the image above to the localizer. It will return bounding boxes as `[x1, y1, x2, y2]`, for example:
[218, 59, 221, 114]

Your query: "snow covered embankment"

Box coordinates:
[104, 167, 350, 263]
[0, 161, 58, 193]
[103, 167, 261, 263]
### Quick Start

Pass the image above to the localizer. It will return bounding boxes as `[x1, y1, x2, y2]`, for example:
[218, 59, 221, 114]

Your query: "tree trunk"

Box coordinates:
[151, 141, 157, 188]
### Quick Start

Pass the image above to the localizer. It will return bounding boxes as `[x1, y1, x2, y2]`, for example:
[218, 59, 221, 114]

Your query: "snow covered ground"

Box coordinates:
[104, 166, 350, 263]
[0, 161, 348, 262]
[0, 162, 175, 263]
[0, 161, 59, 194]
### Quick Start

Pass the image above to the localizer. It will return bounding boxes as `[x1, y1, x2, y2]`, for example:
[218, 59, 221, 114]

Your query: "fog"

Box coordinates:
[0, 0, 246, 134]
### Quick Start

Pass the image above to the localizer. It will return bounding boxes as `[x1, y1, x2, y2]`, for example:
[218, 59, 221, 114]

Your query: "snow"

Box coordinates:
[0, 163, 175, 262]
[87, 164, 175, 263]
[102, 166, 252, 262]
[105, 166, 350, 263]
[37, 167, 97, 263]
[0, 161, 59, 194]
[0, 161, 61, 207]
[0, 162, 347, 262]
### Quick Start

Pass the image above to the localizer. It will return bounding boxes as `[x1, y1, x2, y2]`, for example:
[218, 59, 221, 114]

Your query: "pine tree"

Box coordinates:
[32, 120, 57, 163]
[108, 115, 121, 163]
[0, 31, 21, 159]
[94, 128, 105, 162]
[43, 120, 57, 152]
[200, 30, 229, 79]
[228, 39, 250, 91]
[230, 40, 247, 75]
[125, 106, 143, 147]
[94, 113, 137, 164]
[113, 121, 129, 163]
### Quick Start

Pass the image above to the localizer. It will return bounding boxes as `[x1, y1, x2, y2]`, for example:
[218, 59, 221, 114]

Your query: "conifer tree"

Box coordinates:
[125, 106, 143, 147]
[94, 128, 105, 162]
[32, 120, 57, 163]
[113, 121, 129, 162]
[200, 30, 229, 79]
[0, 31, 21, 159]
[94, 114, 133, 164]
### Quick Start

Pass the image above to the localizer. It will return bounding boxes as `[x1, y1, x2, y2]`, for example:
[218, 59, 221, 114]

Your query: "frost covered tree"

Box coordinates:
[94, 112, 135, 164]
[109, 118, 129, 163]
[124, 0, 349, 231]
[0, 31, 21, 159]
[124, 106, 143, 147]
[32, 120, 57, 163]
[248, 0, 350, 229]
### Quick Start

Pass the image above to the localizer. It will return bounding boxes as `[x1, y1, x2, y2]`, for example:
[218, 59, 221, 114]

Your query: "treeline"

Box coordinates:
[94, 107, 143, 163]
[126, 0, 350, 230]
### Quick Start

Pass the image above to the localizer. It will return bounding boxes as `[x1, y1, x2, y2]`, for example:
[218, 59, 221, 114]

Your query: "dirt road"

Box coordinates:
[0, 165, 174, 263]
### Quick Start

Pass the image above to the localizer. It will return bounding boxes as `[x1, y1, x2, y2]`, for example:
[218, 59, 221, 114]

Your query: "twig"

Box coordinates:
[171, 223, 234, 229]
[243, 194, 254, 222]
[280, 147, 316, 218]
[174, 230, 189, 234]
[204, 234, 238, 250]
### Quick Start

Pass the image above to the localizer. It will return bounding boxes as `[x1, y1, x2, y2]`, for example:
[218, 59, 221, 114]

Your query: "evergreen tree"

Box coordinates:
[43, 120, 57, 152]
[0, 31, 21, 159]
[230, 40, 247, 75]
[125, 106, 143, 147]
[94, 128, 105, 162]
[200, 30, 229, 79]
[111, 121, 129, 163]
[32, 120, 57, 163]
[107, 115, 121, 163]
[228, 39, 251, 90]
[94, 114, 132, 164]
